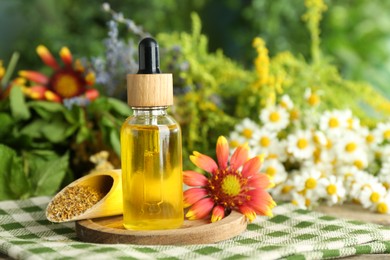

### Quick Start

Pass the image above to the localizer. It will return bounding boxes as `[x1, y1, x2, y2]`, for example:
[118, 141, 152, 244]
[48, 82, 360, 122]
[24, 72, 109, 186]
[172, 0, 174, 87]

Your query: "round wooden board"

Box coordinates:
[76, 211, 247, 245]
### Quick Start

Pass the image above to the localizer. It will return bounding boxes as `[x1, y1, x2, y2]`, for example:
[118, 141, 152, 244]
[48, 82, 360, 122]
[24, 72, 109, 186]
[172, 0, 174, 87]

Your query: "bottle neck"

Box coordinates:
[132, 106, 168, 116]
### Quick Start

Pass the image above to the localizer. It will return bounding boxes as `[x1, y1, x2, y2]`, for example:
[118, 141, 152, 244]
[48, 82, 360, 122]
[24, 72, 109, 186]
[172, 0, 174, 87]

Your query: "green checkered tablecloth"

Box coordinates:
[1, 197, 390, 260]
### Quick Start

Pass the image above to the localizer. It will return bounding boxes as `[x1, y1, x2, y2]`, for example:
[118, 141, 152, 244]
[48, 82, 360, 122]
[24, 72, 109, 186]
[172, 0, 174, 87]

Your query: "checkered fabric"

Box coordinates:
[1, 197, 390, 260]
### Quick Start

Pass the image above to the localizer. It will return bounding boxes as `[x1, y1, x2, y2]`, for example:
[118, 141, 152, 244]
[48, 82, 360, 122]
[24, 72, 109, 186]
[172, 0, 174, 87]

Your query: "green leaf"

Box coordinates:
[41, 118, 72, 143]
[107, 97, 131, 116]
[109, 129, 121, 155]
[10, 86, 30, 120]
[76, 126, 90, 143]
[0, 145, 30, 200]
[29, 101, 65, 120]
[29, 151, 69, 196]
[0, 113, 14, 138]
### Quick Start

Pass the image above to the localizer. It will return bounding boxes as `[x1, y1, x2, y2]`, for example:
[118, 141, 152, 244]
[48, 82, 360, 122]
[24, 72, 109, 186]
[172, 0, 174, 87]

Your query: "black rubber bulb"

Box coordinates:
[137, 37, 161, 74]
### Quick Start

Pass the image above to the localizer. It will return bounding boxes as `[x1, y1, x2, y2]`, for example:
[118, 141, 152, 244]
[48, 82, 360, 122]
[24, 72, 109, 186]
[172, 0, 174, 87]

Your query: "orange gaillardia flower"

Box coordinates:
[184, 136, 276, 222]
[19, 45, 98, 104]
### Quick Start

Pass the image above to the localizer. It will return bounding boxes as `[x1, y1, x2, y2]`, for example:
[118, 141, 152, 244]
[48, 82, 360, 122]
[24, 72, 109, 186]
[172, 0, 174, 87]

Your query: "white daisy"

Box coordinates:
[373, 122, 390, 144]
[279, 94, 294, 110]
[334, 130, 366, 163]
[262, 158, 288, 184]
[317, 176, 346, 206]
[260, 105, 289, 131]
[272, 178, 295, 202]
[358, 126, 379, 149]
[286, 130, 315, 160]
[234, 118, 260, 141]
[304, 88, 320, 107]
[249, 128, 277, 157]
[228, 131, 247, 149]
[292, 168, 322, 192]
[359, 182, 387, 209]
[374, 193, 390, 214]
[319, 110, 350, 136]
[291, 189, 319, 209]
[378, 161, 390, 188]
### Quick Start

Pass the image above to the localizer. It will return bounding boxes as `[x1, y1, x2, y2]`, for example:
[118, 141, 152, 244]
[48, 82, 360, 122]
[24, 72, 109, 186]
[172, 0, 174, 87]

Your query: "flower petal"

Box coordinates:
[190, 151, 218, 174]
[19, 70, 49, 85]
[85, 71, 96, 86]
[247, 174, 272, 190]
[183, 170, 208, 186]
[183, 188, 208, 208]
[216, 136, 229, 169]
[238, 205, 257, 222]
[23, 86, 47, 100]
[44, 90, 62, 103]
[246, 189, 276, 217]
[242, 155, 264, 178]
[230, 143, 249, 170]
[185, 197, 214, 220]
[85, 89, 99, 101]
[36, 45, 59, 70]
[60, 47, 73, 66]
[211, 205, 225, 222]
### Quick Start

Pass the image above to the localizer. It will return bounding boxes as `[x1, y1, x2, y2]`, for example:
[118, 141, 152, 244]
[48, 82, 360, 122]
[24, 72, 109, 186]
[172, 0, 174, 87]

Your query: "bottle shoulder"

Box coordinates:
[122, 114, 179, 126]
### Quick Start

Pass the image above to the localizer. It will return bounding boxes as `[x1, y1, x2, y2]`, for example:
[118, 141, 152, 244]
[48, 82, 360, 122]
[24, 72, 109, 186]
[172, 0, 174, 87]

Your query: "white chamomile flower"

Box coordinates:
[262, 158, 287, 184]
[334, 130, 366, 162]
[359, 127, 379, 149]
[228, 131, 247, 149]
[358, 182, 387, 209]
[286, 130, 315, 160]
[374, 193, 390, 214]
[312, 130, 327, 147]
[234, 118, 260, 141]
[271, 178, 295, 201]
[279, 94, 294, 110]
[249, 128, 277, 157]
[345, 111, 361, 131]
[373, 122, 390, 144]
[349, 170, 378, 200]
[260, 105, 289, 131]
[291, 189, 319, 209]
[378, 161, 390, 188]
[318, 176, 346, 206]
[336, 165, 362, 188]
[376, 145, 390, 163]
[319, 110, 350, 136]
[304, 88, 320, 107]
[292, 168, 322, 192]
[350, 150, 369, 170]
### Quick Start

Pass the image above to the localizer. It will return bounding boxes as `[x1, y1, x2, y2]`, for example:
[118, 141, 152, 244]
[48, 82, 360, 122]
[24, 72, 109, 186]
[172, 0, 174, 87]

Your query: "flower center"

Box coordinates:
[345, 143, 357, 153]
[384, 130, 390, 139]
[290, 109, 299, 120]
[260, 136, 270, 147]
[366, 134, 374, 144]
[370, 192, 380, 203]
[221, 175, 241, 196]
[377, 202, 388, 214]
[266, 166, 276, 177]
[308, 94, 319, 106]
[297, 138, 308, 149]
[269, 112, 280, 122]
[230, 140, 240, 148]
[328, 118, 339, 128]
[353, 160, 364, 169]
[242, 128, 253, 139]
[282, 185, 293, 193]
[305, 178, 317, 189]
[51, 71, 84, 98]
[326, 184, 337, 195]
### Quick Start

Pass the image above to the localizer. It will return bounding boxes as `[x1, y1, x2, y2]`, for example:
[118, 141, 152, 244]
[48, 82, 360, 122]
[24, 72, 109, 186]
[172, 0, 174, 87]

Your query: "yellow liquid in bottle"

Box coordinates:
[121, 123, 183, 230]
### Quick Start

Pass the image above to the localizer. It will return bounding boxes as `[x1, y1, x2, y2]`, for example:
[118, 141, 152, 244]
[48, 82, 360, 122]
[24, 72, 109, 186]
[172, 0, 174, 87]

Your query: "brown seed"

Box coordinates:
[47, 185, 105, 222]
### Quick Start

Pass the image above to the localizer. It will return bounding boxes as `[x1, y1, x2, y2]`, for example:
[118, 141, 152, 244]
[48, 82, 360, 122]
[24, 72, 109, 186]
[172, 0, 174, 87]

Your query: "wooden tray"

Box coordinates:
[76, 211, 247, 245]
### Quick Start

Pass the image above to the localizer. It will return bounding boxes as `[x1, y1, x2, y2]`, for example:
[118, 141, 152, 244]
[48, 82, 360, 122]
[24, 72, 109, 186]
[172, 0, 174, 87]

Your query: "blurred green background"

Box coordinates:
[1, 0, 389, 98]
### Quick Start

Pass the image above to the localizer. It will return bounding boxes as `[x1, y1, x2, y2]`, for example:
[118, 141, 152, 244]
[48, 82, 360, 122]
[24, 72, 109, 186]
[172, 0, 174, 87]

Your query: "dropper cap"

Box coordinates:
[127, 37, 173, 107]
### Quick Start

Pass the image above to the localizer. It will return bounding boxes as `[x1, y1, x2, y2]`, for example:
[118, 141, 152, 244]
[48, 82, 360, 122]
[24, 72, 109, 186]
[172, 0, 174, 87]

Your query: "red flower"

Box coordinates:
[184, 136, 276, 222]
[19, 45, 98, 104]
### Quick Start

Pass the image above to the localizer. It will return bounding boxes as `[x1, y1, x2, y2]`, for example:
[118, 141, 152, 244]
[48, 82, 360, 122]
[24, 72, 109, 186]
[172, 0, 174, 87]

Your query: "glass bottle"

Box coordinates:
[120, 37, 183, 230]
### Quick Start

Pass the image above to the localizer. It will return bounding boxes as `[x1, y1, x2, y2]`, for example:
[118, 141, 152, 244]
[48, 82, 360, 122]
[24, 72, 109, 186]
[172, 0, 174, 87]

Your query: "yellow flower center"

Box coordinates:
[307, 94, 319, 106]
[290, 109, 299, 120]
[282, 185, 293, 194]
[266, 166, 276, 177]
[345, 142, 357, 153]
[353, 160, 364, 169]
[221, 175, 241, 196]
[52, 73, 82, 98]
[305, 177, 317, 189]
[384, 130, 390, 139]
[366, 134, 374, 144]
[328, 118, 339, 128]
[370, 192, 380, 203]
[260, 137, 271, 147]
[305, 198, 311, 207]
[269, 112, 280, 122]
[377, 202, 388, 214]
[326, 184, 337, 195]
[297, 138, 308, 149]
[242, 128, 253, 139]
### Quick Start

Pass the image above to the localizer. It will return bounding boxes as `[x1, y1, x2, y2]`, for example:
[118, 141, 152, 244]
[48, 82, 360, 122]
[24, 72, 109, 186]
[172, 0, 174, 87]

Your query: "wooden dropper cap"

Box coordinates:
[127, 37, 173, 107]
